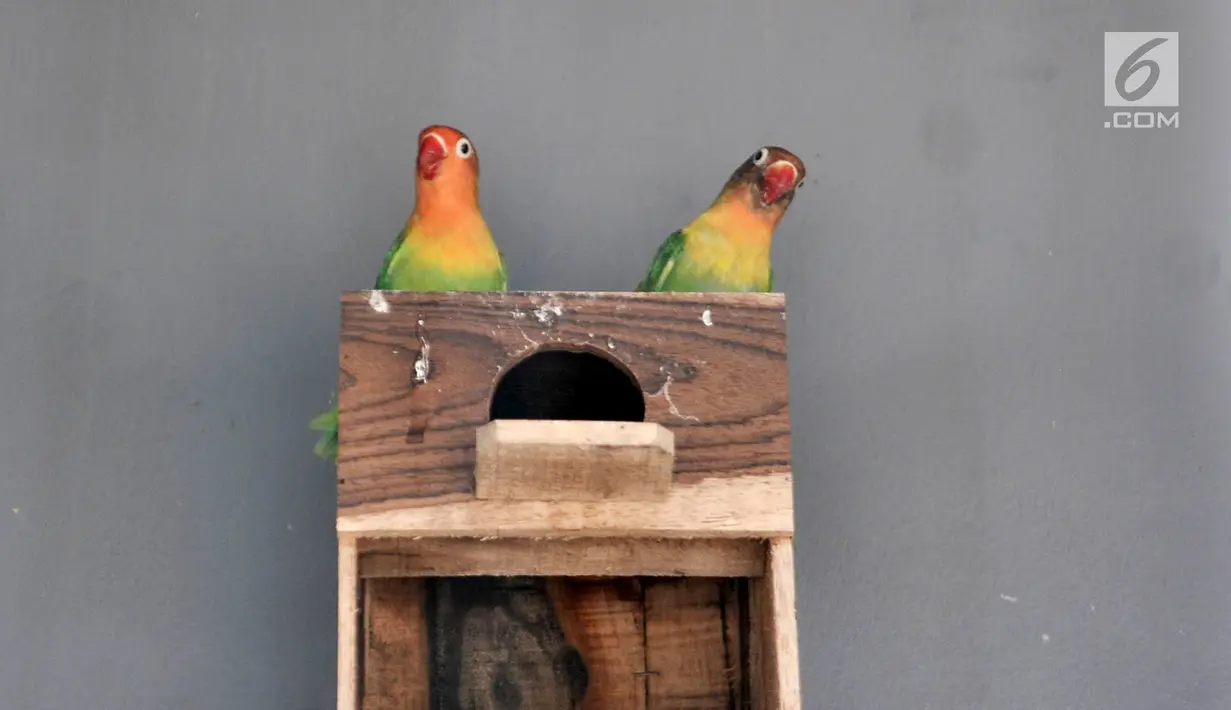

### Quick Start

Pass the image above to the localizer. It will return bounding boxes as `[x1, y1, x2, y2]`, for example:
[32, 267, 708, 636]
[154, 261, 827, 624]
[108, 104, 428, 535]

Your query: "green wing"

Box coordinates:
[373, 224, 409, 290]
[497, 250, 508, 290]
[768, 264, 774, 292]
[308, 405, 338, 461]
[637, 230, 686, 292]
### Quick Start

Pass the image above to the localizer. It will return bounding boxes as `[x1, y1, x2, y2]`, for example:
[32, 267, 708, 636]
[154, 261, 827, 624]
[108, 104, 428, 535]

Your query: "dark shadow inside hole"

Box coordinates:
[489, 349, 645, 422]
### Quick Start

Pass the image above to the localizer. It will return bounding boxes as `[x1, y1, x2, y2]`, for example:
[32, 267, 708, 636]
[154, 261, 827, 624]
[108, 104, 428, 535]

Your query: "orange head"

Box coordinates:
[717, 146, 807, 215]
[415, 125, 480, 202]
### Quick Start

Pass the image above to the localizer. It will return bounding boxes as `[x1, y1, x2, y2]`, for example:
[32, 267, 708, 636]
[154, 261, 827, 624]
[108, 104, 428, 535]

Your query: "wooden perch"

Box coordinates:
[475, 419, 674, 501]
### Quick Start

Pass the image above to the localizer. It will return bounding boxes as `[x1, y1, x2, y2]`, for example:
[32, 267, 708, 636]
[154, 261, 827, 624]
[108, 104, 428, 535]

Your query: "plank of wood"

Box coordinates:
[363, 579, 429, 710]
[358, 537, 767, 578]
[749, 539, 800, 710]
[548, 578, 648, 710]
[337, 471, 793, 539]
[643, 579, 742, 709]
[475, 420, 674, 501]
[336, 291, 791, 515]
[337, 536, 360, 710]
[725, 579, 750, 710]
[428, 577, 586, 709]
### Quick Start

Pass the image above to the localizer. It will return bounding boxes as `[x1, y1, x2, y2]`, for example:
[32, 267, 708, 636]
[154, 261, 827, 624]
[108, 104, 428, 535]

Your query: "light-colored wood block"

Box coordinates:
[336, 536, 360, 710]
[475, 420, 674, 501]
[336, 471, 793, 539]
[357, 537, 767, 578]
[750, 538, 801, 710]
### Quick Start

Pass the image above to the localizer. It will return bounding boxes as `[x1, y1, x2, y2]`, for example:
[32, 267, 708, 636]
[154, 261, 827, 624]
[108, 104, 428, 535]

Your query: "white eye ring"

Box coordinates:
[455, 138, 474, 159]
[752, 148, 769, 166]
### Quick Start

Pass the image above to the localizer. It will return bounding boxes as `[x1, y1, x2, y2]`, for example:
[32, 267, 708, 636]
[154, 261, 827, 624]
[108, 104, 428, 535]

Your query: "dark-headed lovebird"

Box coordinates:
[637, 146, 806, 292]
[309, 124, 508, 461]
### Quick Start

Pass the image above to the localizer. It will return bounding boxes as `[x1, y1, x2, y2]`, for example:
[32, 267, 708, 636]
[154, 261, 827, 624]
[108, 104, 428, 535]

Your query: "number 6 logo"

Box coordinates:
[1115, 37, 1168, 102]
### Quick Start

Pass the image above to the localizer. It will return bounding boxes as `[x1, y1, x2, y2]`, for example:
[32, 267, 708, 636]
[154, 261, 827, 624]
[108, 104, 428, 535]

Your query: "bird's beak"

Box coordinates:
[417, 134, 447, 181]
[760, 161, 798, 205]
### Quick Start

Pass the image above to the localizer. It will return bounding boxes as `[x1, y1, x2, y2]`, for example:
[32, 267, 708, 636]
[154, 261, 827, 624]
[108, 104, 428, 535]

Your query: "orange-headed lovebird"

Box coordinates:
[638, 146, 805, 292]
[310, 125, 508, 461]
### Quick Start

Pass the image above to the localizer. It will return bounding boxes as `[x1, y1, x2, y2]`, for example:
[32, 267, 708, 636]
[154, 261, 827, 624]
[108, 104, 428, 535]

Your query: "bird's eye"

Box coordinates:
[752, 148, 769, 166]
[796, 180, 806, 190]
[456, 138, 473, 159]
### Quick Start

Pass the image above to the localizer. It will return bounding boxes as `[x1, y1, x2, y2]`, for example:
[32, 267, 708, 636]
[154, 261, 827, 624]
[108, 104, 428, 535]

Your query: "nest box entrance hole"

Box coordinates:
[489, 347, 646, 422]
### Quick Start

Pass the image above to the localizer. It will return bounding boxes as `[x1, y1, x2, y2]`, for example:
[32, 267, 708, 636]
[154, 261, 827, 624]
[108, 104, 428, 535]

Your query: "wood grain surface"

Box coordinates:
[367, 577, 749, 710]
[749, 539, 800, 710]
[337, 537, 360, 710]
[357, 537, 768, 579]
[474, 420, 674, 502]
[336, 291, 790, 515]
[644, 579, 745, 708]
[363, 578, 429, 710]
[336, 472, 793, 539]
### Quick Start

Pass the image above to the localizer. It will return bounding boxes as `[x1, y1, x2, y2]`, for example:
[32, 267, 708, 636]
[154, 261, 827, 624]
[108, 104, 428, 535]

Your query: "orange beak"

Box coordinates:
[417, 134, 446, 181]
[761, 161, 798, 204]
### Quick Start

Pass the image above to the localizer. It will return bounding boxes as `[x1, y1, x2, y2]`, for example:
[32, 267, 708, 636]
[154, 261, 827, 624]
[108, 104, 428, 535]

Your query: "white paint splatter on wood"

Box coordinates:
[517, 328, 540, 350]
[413, 319, 431, 383]
[700, 309, 713, 327]
[653, 374, 699, 422]
[368, 290, 390, 313]
[533, 296, 565, 326]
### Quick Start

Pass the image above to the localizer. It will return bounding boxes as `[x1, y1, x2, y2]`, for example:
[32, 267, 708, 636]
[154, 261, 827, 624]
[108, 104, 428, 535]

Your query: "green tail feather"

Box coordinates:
[308, 404, 339, 462]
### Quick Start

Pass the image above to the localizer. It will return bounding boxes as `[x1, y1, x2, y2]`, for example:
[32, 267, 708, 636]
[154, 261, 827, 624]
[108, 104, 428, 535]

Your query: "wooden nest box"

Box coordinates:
[336, 290, 799, 709]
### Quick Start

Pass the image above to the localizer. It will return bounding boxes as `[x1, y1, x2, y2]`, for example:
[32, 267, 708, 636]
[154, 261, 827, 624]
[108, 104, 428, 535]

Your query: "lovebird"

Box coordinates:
[309, 124, 508, 461]
[637, 146, 806, 292]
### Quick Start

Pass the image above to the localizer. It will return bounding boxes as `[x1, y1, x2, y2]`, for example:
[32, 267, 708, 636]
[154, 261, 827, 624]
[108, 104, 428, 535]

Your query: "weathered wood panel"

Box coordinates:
[549, 578, 648, 710]
[364, 579, 429, 710]
[353, 576, 753, 709]
[644, 579, 743, 709]
[428, 577, 586, 709]
[336, 291, 790, 515]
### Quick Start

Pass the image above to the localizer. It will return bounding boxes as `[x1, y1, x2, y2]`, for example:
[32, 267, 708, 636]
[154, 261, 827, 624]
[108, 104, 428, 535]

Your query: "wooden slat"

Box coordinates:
[644, 579, 740, 709]
[358, 537, 766, 578]
[724, 579, 749, 709]
[475, 420, 674, 501]
[750, 539, 800, 710]
[336, 290, 791, 515]
[363, 579, 428, 710]
[337, 536, 360, 710]
[549, 578, 648, 710]
[337, 472, 793, 538]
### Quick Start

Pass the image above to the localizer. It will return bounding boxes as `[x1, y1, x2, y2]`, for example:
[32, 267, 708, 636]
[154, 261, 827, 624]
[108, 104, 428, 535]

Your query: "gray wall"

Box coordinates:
[2, 1, 1229, 708]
